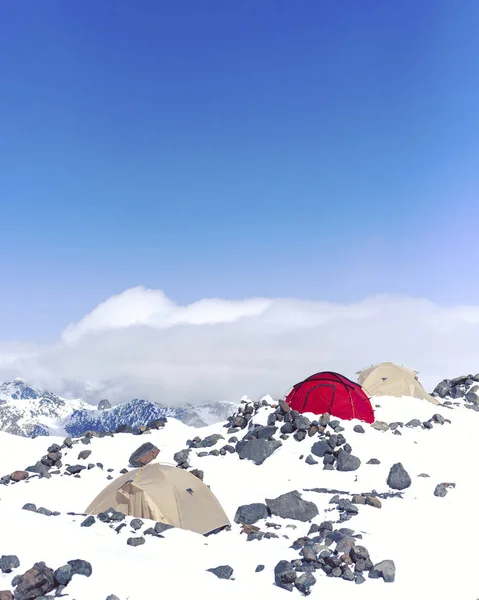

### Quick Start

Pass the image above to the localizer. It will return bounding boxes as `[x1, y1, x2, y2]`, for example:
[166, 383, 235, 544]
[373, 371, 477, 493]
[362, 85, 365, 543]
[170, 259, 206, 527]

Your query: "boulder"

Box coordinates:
[0, 592, 13, 600]
[207, 565, 233, 580]
[78, 450, 92, 460]
[353, 425, 365, 434]
[234, 503, 269, 524]
[67, 559, 92, 577]
[236, 438, 282, 465]
[369, 559, 396, 582]
[265, 490, 318, 522]
[278, 400, 291, 413]
[310, 441, 329, 457]
[274, 560, 297, 591]
[387, 463, 411, 490]
[81, 516, 95, 527]
[127, 537, 145, 547]
[129, 443, 160, 468]
[66, 465, 86, 475]
[293, 415, 311, 431]
[13, 561, 55, 600]
[173, 449, 190, 466]
[54, 565, 73, 586]
[336, 449, 361, 472]
[295, 572, 316, 594]
[434, 484, 448, 497]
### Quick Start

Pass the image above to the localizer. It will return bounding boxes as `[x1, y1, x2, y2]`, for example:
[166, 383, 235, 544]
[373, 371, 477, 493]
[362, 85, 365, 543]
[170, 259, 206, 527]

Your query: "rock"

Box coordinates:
[369, 559, 396, 582]
[434, 484, 448, 497]
[278, 400, 291, 413]
[0, 592, 13, 600]
[294, 430, 306, 442]
[78, 450, 92, 460]
[190, 469, 204, 481]
[353, 425, 365, 433]
[433, 380, 452, 398]
[35, 506, 52, 517]
[387, 463, 411, 490]
[63, 437, 73, 448]
[98, 399, 111, 410]
[365, 496, 382, 508]
[295, 572, 316, 594]
[25, 461, 51, 479]
[274, 560, 297, 591]
[266, 490, 318, 522]
[130, 518, 143, 531]
[305, 455, 318, 465]
[280, 422, 295, 434]
[371, 421, 389, 432]
[10, 471, 29, 482]
[66, 465, 86, 475]
[255, 565, 265, 573]
[129, 443, 160, 468]
[127, 537, 145, 546]
[336, 449, 361, 471]
[234, 503, 269, 524]
[22, 503, 37, 512]
[0, 555, 19, 573]
[81, 516, 95, 527]
[367, 458, 380, 465]
[67, 559, 92, 577]
[236, 438, 282, 465]
[13, 562, 55, 600]
[465, 391, 479, 403]
[293, 415, 311, 431]
[105, 596, 120, 600]
[310, 441, 329, 457]
[197, 434, 225, 448]
[431, 413, 446, 425]
[207, 565, 233, 580]
[54, 565, 73, 586]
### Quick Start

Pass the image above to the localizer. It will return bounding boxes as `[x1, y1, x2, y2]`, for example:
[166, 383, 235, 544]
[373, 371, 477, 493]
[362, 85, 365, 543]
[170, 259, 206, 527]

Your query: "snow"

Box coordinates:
[0, 395, 476, 600]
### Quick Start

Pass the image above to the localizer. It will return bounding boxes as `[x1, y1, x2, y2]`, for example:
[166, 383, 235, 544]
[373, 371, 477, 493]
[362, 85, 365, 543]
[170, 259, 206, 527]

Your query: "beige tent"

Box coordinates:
[357, 362, 439, 405]
[85, 463, 230, 535]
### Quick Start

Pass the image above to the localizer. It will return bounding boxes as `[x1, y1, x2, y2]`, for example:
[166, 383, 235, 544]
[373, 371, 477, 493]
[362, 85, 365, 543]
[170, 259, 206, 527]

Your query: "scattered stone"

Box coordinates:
[274, 560, 297, 591]
[68, 559, 92, 577]
[265, 490, 318, 522]
[434, 484, 448, 497]
[310, 441, 329, 457]
[22, 503, 37, 512]
[418, 473, 430, 478]
[0, 555, 19, 574]
[196, 434, 225, 448]
[207, 565, 233, 580]
[387, 463, 411, 490]
[37, 507, 53, 516]
[78, 450, 92, 460]
[127, 537, 145, 547]
[336, 449, 361, 472]
[54, 565, 73, 586]
[295, 572, 316, 594]
[305, 455, 318, 465]
[255, 564, 265, 572]
[0, 592, 13, 600]
[66, 465, 86, 475]
[10, 470, 29, 482]
[81, 516, 95, 527]
[367, 458, 380, 465]
[353, 425, 365, 434]
[365, 496, 382, 508]
[129, 443, 160, 468]
[234, 503, 269, 524]
[369, 559, 396, 582]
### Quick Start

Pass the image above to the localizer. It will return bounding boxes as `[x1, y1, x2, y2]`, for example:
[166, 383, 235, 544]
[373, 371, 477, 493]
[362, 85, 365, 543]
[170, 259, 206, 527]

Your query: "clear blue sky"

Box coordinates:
[1, 0, 478, 341]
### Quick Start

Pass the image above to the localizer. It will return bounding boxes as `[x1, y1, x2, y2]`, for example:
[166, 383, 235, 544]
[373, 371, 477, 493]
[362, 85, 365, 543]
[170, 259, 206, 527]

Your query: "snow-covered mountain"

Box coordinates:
[0, 379, 237, 438]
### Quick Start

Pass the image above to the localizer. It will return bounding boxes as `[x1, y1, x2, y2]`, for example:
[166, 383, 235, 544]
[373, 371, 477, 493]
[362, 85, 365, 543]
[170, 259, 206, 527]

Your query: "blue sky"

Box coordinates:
[1, 0, 478, 341]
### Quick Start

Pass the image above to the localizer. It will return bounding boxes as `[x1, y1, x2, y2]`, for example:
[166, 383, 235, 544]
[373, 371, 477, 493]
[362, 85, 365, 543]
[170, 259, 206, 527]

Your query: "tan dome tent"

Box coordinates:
[85, 463, 230, 536]
[357, 362, 439, 405]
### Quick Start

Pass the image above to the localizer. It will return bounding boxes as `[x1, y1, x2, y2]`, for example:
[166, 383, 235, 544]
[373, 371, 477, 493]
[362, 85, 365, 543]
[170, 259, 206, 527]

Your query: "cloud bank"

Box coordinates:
[1, 286, 479, 405]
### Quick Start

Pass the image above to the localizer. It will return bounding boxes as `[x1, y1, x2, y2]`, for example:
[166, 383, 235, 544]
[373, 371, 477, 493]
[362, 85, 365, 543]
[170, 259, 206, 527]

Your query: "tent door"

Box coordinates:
[302, 383, 336, 413]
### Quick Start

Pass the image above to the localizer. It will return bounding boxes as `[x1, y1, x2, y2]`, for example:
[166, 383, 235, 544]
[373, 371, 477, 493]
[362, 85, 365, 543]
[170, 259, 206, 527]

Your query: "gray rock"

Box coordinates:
[267, 413, 277, 426]
[37, 507, 53, 517]
[465, 391, 479, 403]
[274, 560, 297, 591]
[295, 572, 316, 594]
[66, 465, 86, 475]
[68, 559, 92, 577]
[173, 449, 190, 465]
[431, 414, 446, 424]
[236, 438, 282, 465]
[197, 434, 225, 448]
[0, 554, 19, 573]
[127, 537, 145, 546]
[278, 400, 291, 413]
[280, 422, 295, 434]
[106, 596, 120, 600]
[434, 484, 448, 497]
[130, 518, 144, 531]
[81, 516, 95, 527]
[387, 463, 411, 490]
[22, 503, 37, 512]
[311, 441, 329, 457]
[353, 425, 365, 433]
[371, 421, 389, 432]
[367, 458, 380, 465]
[433, 380, 452, 398]
[255, 564, 265, 573]
[369, 559, 395, 582]
[265, 490, 318, 522]
[336, 449, 361, 471]
[207, 565, 233, 580]
[294, 430, 306, 442]
[293, 415, 311, 431]
[54, 565, 73, 586]
[234, 503, 269, 524]
[305, 455, 318, 465]
[26, 461, 51, 479]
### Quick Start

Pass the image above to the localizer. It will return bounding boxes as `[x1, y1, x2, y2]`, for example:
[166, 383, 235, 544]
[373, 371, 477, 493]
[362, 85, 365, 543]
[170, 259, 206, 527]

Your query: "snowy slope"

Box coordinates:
[0, 379, 236, 437]
[0, 393, 476, 600]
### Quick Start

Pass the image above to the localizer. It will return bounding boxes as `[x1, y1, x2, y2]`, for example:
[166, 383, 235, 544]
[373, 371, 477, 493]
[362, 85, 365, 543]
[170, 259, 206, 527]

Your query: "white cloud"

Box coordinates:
[1, 286, 479, 405]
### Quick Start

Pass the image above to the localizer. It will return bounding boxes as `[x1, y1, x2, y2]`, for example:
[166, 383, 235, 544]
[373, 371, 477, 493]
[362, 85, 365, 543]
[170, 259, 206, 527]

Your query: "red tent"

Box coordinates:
[284, 371, 374, 424]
